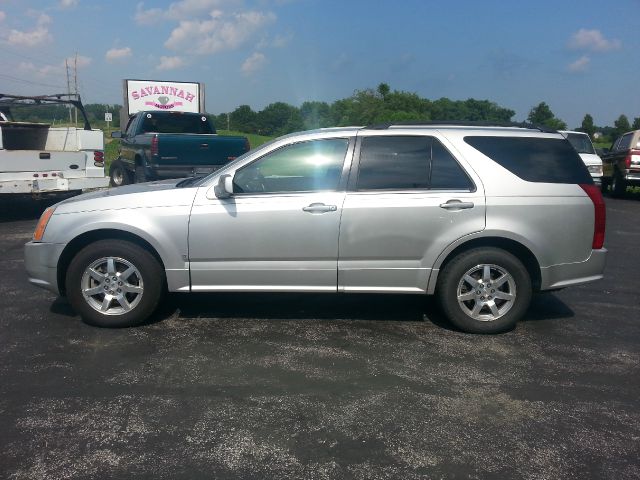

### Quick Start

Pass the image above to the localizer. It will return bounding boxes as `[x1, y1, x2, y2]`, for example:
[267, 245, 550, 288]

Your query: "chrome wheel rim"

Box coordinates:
[457, 264, 516, 322]
[81, 256, 143, 315]
[112, 168, 123, 186]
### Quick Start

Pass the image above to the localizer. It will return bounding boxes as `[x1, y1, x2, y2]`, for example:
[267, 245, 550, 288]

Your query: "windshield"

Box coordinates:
[565, 133, 595, 155]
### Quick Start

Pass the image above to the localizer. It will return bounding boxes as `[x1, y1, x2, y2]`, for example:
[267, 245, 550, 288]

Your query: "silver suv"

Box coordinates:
[24, 124, 607, 333]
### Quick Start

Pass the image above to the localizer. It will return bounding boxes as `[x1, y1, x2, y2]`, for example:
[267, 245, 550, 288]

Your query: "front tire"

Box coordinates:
[437, 247, 532, 334]
[109, 160, 131, 187]
[66, 240, 164, 327]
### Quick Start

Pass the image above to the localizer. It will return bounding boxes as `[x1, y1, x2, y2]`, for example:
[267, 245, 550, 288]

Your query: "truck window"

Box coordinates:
[139, 114, 213, 134]
[565, 133, 595, 155]
[617, 133, 633, 151]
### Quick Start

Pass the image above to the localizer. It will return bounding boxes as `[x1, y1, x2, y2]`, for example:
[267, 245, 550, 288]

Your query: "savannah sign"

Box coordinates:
[125, 80, 201, 116]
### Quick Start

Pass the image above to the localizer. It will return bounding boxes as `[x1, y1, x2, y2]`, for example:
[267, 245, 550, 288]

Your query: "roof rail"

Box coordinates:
[0, 93, 92, 130]
[364, 121, 557, 134]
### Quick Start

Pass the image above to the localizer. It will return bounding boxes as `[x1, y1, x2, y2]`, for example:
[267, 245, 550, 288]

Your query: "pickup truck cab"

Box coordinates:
[560, 131, 603, 185]
[110, 111, 249, 185]
[600, 129, 640, 196]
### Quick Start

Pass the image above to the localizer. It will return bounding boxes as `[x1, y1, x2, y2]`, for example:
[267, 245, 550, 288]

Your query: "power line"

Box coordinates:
[0, 73, 66, 90]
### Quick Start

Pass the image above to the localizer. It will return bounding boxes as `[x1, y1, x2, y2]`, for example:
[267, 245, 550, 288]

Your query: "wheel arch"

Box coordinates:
[57, 229, 166, 296]
[428, 236, 542, 294]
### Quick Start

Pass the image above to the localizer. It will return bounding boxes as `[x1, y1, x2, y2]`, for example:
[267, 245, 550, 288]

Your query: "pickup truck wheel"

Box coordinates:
[611, 170, 626, 197]
[109, 161, 130, 187]
[437, 248, 532, 334]
[65, 240, 164, 327]
[135, 165, 148, 183]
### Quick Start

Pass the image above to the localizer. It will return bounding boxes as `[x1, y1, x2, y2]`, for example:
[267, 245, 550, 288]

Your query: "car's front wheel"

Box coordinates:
[437, 247, 532, 333]
[66, 240, 164, 327]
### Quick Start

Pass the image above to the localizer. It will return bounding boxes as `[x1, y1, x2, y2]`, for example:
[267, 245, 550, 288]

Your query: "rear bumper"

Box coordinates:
[540, 248, 607, 290]
[24, 241, 64, 295]
[0, 175, 108, 194]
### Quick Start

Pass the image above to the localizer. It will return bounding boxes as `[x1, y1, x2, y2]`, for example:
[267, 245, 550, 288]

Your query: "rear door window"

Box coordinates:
[356, 136, 473, 190]
[464, 136, 592, 184]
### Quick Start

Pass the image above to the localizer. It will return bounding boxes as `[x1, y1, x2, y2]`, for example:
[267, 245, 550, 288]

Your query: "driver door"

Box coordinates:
[188, 137, 352, 291]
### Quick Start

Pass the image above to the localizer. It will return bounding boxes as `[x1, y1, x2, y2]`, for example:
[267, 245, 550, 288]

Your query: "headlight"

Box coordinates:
[33, 206, 55, 242]
[587, 165, 603, 176]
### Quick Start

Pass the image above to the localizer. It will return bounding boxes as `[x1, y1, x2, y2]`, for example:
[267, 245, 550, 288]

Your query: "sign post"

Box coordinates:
[104, 112, 112, 134]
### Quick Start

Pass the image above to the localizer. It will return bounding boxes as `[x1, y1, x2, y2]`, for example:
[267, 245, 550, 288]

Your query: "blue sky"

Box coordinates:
[0, 0, 638, 128]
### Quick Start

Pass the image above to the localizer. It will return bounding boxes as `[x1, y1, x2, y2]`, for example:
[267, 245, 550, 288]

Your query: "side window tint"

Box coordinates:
[356, 136, 472, 191]
[233, 138, 348, 194]
[619, 133, 633, 151]
[357, 136, 431, 190]
[430, 139, 474, 190]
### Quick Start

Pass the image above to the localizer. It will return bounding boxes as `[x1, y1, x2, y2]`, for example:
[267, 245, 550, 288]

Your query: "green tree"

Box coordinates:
[632, 117, 640, 130]
[300, 101, 332, 129]
[613, 114, 631, 138]
[377, 82, 390, 100]
[229, 105, 258, 132]
[257, 102, 302, 136]
[580, 114, 596, 139]
[527, 102, 567, 130]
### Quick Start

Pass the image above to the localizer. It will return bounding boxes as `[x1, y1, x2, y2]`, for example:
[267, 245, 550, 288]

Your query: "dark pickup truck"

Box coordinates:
[109, 111, 249, 185]
[601, 129, 640, 196]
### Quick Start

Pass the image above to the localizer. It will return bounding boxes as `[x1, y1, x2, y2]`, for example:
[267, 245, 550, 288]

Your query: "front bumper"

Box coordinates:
[24, 241, 65, 295]
[540, 248, 607, 290]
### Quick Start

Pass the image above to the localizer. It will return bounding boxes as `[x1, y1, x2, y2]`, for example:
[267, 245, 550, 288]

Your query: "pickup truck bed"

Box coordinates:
[601, 129, 640, 196]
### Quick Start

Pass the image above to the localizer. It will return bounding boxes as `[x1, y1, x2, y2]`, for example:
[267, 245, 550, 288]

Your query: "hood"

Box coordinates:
[578, 153, 603, 167]
[54, 178, 198, 214]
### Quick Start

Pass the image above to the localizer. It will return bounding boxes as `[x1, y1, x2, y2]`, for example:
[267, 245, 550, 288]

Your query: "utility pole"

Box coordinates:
[65, 59, 72, 123]
[73, 53, 78, 126]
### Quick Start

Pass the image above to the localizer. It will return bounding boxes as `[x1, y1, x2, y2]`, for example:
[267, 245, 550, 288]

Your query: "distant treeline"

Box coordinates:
[6, 84, 638, 143]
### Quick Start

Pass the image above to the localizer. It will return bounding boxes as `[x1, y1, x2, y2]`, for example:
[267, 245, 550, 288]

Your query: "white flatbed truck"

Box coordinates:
[0, 94, 108, 196]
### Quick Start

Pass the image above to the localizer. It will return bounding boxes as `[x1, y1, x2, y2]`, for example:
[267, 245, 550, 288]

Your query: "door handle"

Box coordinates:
[302, 203, 337, 213]
[439, 200, 474, 210]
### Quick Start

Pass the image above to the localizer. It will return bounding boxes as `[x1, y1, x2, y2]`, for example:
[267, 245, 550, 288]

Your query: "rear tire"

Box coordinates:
[109, 160, 131, 187]
[437, 247, 532, 334]
[66, 240, 164, 327]
[611, 170, 626, 198]
[135, 164, 148, 183]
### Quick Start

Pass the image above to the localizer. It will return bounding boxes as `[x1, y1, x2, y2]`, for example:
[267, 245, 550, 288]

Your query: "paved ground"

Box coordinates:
[0, 195, 638, 480]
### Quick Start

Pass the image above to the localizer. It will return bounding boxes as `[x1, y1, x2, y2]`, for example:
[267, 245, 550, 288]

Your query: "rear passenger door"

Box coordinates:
[338, 134, 485, 293]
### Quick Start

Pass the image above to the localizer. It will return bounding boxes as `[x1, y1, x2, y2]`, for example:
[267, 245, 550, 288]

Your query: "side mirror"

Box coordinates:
[214, 174, 234, 199]
[111, 131, 122, 139]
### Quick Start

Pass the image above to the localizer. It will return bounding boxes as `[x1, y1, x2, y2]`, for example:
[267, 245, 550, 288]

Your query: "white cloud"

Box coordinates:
[0, 11, 6, 22]
[568, 55, 590, 73]
[5, 12, 52, 47]
[135, 0, 240, 24]
[165, 10, 276, 54]
[106, 47, 132, 62]
[19, 55, 92, 76]
[59, 0, 78, 9]
[568, 29, 621, 52]
[157, 55, 186, 70]
[257, 32, 292, 49]
[241, 52, 266, 75]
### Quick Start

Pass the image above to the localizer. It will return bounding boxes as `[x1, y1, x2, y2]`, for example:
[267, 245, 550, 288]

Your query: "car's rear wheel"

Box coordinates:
[437, 247, 532, 333]
[109, 160, 130, 187]
[66, 240, 164, 327]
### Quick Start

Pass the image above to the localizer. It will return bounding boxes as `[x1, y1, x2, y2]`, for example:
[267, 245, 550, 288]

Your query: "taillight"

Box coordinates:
[151, 135, 159, 156]
[580, 184, 606, 249]
[94, 150, 104, 166]
[625, 154, 631, 169]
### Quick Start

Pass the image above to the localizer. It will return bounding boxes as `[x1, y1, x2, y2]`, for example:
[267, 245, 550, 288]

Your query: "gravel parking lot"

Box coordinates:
[1, 195, 639, 479]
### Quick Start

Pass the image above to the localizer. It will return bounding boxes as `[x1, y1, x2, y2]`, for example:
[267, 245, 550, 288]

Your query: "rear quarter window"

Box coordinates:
[464, 136, 593, 184]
